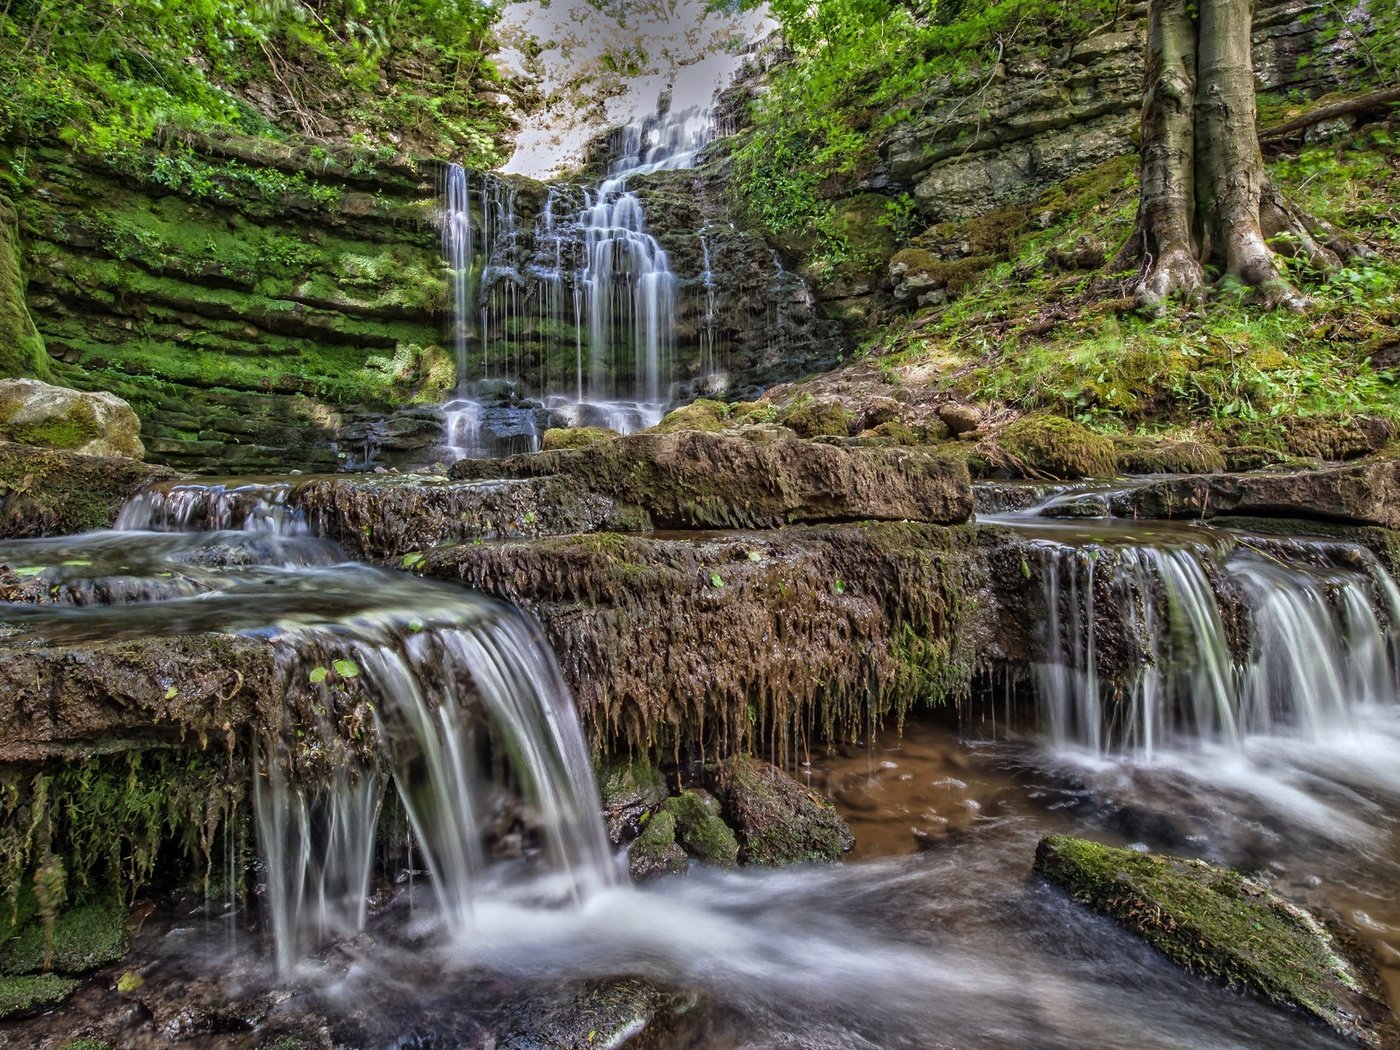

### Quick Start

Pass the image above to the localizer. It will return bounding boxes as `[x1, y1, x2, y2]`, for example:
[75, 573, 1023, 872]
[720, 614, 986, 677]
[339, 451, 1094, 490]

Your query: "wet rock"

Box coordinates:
[1110, 459, 1400, 529]
[1034, 835, 1397, 1048]
[664, 789, 740, 867]
[0, 974, 80, 1020]
[450, 430, 974, 528]
[0, 444, 178, 538]
[992, 415, 1117, 480]
[628, 810, 689, 880]
[0, 379, 145, 459]
[713, 755, 854, 865]
[599, 758, 668, 845]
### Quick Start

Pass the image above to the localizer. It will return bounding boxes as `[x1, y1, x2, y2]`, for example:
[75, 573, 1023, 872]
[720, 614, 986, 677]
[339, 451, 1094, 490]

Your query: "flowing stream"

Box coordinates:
[0, 478, 1397, 1047]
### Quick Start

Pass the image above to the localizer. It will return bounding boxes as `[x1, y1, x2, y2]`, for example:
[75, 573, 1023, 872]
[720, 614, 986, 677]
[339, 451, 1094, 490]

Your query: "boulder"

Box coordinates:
[993, 415, 1116, 479]
[0, 379, 144, 459]
[712, 755, 854, 865]
[541, 426, 618, 450]
[1110, 459, 1400, 529]
[1035, 835, 1396, 1048]
[450, 430, 974, 528]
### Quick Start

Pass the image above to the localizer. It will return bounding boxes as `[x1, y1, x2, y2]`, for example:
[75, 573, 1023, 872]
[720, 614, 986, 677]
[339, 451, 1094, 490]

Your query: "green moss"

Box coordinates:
[651, 399, 731, 434]
[1113, 434, 1226, 475]
[599, 759, 668, 813]
[0, 900, 127, 975]
[996, 415, 1116, 479]
[541, 426, 618, 451]
[0, 196, 50, 380]
[778, 397, 851, 439]
[0, 973, 79, 1019]
[628, 810, 688, 880]
[1035, 836, 1392, 1045]
[663, 791, 739, 868]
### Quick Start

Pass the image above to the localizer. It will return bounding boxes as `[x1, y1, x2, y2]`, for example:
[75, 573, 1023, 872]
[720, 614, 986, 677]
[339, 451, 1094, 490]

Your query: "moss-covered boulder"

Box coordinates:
[1035, 835, 1396, 1048]
[778, 398, 852, 439]
[599, 759, 668, 845]
[0, 380, 144, 459]
[0, 973, 80, 1020]
[663, 790, 739, 868]
[1113, 434, 1226, 475]
[0, 444, 178, 538]
[995, 415, 1116, 479]
[628, 810, 688, 880]
[451, 430, 974, 528]
[713, 755, 854, 866]
[541, 426, 618, 451]
[651, 399, 732, 434]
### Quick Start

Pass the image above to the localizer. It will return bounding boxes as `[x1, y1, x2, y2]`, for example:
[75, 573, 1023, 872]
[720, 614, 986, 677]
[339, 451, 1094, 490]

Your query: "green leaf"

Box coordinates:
[747, 550, 762, 562]
[710, 571, 725, 588]
[12, 566, 45, 577]
[163, 686, 179, 700]
[333, 658, 361, 679]
[401, 551, 426, 570]
[833, 579, 847, 594]
[309, 666, 329, 684]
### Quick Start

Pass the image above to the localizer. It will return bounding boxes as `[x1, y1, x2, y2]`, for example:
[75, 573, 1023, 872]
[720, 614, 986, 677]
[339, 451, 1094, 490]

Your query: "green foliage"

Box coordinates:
[0, 0, 506, 164]
[733, 0, 1118, 249]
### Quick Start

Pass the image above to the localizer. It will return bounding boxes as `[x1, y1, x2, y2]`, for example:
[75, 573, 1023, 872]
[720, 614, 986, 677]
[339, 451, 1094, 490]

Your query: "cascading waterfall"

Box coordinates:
[17, 485, 620, 975]
[436, 91, 731, 455]
[990, 499, 1400, 761]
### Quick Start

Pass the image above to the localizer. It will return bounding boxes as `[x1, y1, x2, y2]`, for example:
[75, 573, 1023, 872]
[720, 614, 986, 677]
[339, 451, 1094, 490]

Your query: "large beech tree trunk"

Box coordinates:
[1116, 0, 1352, 309]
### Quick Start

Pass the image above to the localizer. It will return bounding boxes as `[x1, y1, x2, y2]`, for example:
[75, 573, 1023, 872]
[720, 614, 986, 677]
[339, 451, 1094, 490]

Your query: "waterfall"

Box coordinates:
[436, 90, 728, 454]
[1010, 522, 1400, 760]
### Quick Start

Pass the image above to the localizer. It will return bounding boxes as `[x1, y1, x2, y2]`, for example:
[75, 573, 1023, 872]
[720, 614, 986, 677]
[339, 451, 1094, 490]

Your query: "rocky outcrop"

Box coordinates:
[1111, 459, 1400, 529]
[0, 444, 178, 537]
[713, 754, 854, 865]
[0, 379, 144, 458]
[450, 430, 974, 528]
[10, 135, 452, 474]
[1035, 835, 1397, 1048]
[0, 195, 49, 380]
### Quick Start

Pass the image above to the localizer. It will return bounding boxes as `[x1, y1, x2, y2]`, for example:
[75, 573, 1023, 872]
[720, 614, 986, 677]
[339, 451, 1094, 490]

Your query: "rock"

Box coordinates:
[541, 426, 618, 450]
[1034, 835, 1397, 1048]
[628, 810, 689, 880]
[0, 380, 144, 459]
[937, 402, 982, 436]
[994, 415, 1117, 479]
[0, 974, 80, 1020]
[599, 759, 668, 845]
[0, 444, 178, 538]
[664, 790, 740, 867]
[450, 430, 974, 528]
[652, 399, 731, 434]
[1113, 434, 1226, 475]
[712, 755, 854, 865]
[1110, 459, 1400, 529]
[778, 398, 852, 439]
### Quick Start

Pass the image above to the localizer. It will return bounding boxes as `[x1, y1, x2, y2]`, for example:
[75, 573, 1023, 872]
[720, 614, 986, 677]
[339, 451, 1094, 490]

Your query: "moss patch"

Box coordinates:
[0, 901, 127, 976]
[651, 399, 731, 434]
[994, 415, 1116, 479]
[0, 973, 80, 1019]
[1035, 835, 1396, 1047]
[1113, 434, 1226, 475]
[663, 790, 739, 868]
[778, 397, 851, 439]
[541, 426, 618, 451]
[628, 810, 688, 880]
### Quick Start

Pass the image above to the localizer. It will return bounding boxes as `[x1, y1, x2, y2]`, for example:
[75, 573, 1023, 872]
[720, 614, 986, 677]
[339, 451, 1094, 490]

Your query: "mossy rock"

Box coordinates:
[0, 444, 178, 537]
[0, 195, 50, 380]
[598, 758, 668, 845]
[1035, 835, 1396, 1048]
[540, 426, 618, 451]
[628, 810, 688, 881]
[778, 398, 851, 440]
[651, 399, 731, 434]
[0, 900, 129, 976]
[663, 790, 739, 868]
[1220, 445, 1317, 472]
[713, 755, 854, 866]
[0, 973, 80, 1020]
[1113, 435, 1226, 475]
[996, 415, 1116, 479]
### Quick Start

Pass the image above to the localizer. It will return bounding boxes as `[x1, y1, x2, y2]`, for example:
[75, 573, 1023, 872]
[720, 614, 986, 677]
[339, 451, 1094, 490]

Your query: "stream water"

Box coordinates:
[1, 478, 1397, 1047]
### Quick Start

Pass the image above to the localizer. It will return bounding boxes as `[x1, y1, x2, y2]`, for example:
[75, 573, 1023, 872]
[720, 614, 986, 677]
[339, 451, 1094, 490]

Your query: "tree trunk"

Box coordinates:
[1117, 0, 1351, 310]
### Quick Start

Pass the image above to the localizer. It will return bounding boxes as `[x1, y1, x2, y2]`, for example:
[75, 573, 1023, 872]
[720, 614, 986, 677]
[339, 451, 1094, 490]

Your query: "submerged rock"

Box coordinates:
[664, 789, 740, 868]
[713, 755, 854, 866]
[1034, 835, 1397, 1048]
[0, 379, 145, 460]
[0, 444, 177, 538]
[450, 430, 974, 528]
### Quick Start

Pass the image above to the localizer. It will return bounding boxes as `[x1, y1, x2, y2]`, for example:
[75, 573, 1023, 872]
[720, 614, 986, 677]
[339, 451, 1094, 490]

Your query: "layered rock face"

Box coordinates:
[8, 135, 451, 473]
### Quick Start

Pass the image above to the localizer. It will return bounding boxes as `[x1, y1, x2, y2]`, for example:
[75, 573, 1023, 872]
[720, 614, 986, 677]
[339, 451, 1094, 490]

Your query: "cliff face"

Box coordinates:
[9, 134, 452, 473]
